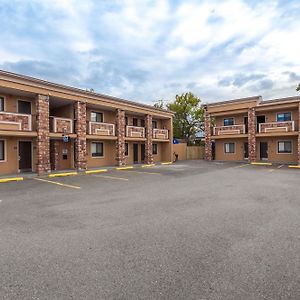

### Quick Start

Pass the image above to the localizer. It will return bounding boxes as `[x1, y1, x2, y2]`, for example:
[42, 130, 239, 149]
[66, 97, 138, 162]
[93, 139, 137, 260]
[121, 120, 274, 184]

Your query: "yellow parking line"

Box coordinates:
[33, 178, 81, 189]
[116, 166, 134, 170]
[0, 177, 24, 183]
[126, 170, 162, 176]
[85, 169, 108, 174]
[49, 172, 78, 178]
[142, 164, 155, 168]
[92, 174, 129, 181]
[288, 165, 300, 169]
[161, 162, 173, 165]
[251, 162, 272, 166]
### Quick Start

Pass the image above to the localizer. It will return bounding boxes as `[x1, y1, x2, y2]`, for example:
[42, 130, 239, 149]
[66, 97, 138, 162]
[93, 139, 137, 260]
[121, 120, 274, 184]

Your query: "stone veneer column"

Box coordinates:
[36, 94, 50, 175]
[204, 111, 212, 160]
[145, 114, 154, 164]
[115, 109, 126, 166]
[74, 101, 87, 170]
[248, 107, 256, 162]
[298, 103, 300, 165]
[50, 140, 60, 171]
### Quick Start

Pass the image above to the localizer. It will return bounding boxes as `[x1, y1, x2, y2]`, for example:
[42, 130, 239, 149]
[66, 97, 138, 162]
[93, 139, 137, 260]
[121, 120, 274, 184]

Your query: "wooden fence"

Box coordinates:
[173, 143, 204, 161]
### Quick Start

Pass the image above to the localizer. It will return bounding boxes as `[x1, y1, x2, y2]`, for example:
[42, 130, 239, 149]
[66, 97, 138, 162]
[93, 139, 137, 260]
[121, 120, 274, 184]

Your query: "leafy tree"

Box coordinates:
[297, 83, 300, 92]
[167, 92, 204, 145]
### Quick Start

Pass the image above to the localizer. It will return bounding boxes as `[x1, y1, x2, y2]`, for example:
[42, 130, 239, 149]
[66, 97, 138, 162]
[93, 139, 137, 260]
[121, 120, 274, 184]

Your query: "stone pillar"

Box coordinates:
[298, 103, 300, 165]
[36, 94, 50, 175]
[50, 140, 60, 171]
[145, 114, 154, 164]
[204, 111, 212, 160]
[248, 107, 256, 162]
[74, 101, 87, 170]
[116, 109, 126, 166]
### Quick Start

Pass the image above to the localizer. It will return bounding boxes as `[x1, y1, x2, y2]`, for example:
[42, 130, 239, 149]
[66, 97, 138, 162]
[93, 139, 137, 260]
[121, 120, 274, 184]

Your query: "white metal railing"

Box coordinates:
[126, 125, 145, 138]
[88, 122, 115, 136]
[0, 111, 32, 131]
[51, 117, 73, 134]
[259, 121, 294, 133]
[213, 124, 245, 136]
[153, 128, 169, 139]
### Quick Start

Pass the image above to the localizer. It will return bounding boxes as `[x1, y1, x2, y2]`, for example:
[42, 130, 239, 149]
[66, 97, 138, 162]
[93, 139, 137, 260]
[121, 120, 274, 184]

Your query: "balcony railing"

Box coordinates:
[153, 128, 169, 140]
[0, 111, 32, 131]
[88, 121, 115, 136]
[126, 125, 145, 138]
[213, 124, 245, 136]
[50, 117, 73, 134]
[259, 121, 295, 133]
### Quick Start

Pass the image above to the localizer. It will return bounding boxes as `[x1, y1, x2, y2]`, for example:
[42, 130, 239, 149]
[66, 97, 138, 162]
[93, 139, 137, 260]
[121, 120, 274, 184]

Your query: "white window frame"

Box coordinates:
[277, 140, 293, 154]
[276, 112, 292, 122]
[17, 99, 32, 115]
[90, 111, 104, 123]
[91, 141, 104, 158]
[224, 142, 235, 154]
[0, 139, 7, 162]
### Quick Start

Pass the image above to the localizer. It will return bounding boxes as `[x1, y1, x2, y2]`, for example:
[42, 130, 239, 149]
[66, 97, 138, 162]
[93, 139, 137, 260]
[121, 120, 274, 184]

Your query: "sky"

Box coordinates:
[0, 0, 300, 105]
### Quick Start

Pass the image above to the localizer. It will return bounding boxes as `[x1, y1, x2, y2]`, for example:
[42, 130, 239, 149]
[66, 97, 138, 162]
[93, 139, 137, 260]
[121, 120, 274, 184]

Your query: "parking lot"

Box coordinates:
[1, 161, 300, 299]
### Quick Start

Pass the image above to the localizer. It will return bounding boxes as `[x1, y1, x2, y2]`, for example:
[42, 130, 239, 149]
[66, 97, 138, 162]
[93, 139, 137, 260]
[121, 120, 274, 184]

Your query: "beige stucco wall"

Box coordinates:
[86, 140, 116, 168]
[215, 138, 247, 161]
[0, 136, 37, 174]
[256, 136, 298, 163]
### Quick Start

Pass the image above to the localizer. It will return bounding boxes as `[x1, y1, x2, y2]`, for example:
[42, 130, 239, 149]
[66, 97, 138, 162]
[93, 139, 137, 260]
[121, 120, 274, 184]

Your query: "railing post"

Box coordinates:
[248, 107, 256, 162]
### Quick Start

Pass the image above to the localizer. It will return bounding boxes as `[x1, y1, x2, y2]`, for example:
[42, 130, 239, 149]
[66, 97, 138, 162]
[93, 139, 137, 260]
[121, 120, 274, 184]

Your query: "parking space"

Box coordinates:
[1, 161, 300, 299]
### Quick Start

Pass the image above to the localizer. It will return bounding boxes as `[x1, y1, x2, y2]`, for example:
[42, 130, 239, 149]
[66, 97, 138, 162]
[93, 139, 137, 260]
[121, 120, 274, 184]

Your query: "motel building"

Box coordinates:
[0, 70, 173, 176]
[204, 96, 300, 165]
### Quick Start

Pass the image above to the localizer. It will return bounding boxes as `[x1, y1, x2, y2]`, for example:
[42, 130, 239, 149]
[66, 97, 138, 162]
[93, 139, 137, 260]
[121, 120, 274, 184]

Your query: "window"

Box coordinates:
[133, 118, 138, 126]
[152, 120, 157, 129]
[0, 97, 4, 111]
[91, 112, 103, 123]
[91, 142, 104, 157]
[18, 100, 31, 114]
[278, 141, 292, 154]
[277, 112, 291, 122]
[140, 119, 145, 127]
[223, 118, 234, 126]
[125, 143, 129, 156]
[224, 143, 235, 153]
[153, 143, 158, 155]
[125, 117, 128, 125]
[0, 140, 5, 161]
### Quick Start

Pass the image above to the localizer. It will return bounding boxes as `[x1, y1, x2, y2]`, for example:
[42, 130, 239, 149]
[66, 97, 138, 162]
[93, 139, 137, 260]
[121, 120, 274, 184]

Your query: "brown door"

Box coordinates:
[260, 142, 268, 160]
[19, 141, 32, 172]
[133, 144, 139, 163]
[141, 144, 145, 162]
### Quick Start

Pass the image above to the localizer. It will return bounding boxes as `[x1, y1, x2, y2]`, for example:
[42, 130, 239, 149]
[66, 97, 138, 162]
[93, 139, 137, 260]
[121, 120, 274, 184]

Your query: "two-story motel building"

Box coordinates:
[0, 70, 173, 176]
[204, 96, 300, 165]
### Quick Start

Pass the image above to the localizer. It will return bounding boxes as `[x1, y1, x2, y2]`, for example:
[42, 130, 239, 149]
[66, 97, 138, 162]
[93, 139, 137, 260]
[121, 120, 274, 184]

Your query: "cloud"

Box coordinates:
[0, 0, 299, 104]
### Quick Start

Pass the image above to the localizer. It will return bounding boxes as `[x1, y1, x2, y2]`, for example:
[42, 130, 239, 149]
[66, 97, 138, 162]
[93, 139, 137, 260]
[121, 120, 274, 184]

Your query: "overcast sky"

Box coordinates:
[1, 0, 300, 105]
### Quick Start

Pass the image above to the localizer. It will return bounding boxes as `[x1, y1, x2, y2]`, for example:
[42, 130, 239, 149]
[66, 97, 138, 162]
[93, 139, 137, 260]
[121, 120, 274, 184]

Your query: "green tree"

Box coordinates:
[297, 83, 300, 92]
[167, 92, 204, 145]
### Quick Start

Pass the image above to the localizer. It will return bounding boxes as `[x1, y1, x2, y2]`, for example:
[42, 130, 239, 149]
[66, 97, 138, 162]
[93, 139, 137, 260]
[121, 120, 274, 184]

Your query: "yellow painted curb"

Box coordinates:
[49, 172, 78, 178]
[288, 165, 300, 169]
[116, 166, 134, 170]
[251, 162, 272, 166]
[0, 177, 24, 183]
[161, 162, 173, 165]
[142, 164, 155, 168]
[85, 169, 108, 174]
